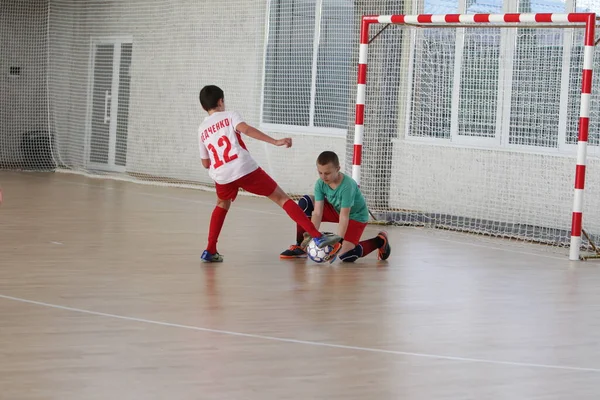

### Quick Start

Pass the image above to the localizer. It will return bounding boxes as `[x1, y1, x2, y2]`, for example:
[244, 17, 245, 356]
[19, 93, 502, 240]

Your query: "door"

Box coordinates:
[88, 39, 132, 171]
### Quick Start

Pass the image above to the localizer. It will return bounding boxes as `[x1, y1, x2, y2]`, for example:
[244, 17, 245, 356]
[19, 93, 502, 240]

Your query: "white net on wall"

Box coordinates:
[1, 0, 362, 196]
[2, 0, 600, 254]
[0, 0, 49, 170]
[47, 0, 272, 188]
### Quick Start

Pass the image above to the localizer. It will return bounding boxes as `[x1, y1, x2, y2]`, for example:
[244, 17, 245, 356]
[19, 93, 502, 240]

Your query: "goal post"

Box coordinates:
[353, 13, 596, 261]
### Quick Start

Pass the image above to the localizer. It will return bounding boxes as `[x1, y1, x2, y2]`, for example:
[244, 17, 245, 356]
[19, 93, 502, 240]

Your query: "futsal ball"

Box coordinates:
[306, 239, 334, 263]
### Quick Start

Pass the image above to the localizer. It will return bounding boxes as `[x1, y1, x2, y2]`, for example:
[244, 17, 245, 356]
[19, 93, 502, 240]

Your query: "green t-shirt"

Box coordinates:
[314, 173, 369, 223]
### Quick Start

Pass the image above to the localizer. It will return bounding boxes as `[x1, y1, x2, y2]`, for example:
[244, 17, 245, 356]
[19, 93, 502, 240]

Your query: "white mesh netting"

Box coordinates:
[361, 5, 600, 253]
[2, 0, 600, 255]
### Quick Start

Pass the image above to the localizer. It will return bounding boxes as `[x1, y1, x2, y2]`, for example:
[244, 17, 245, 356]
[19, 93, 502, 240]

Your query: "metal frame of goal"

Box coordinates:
[351, 13, 597, 261]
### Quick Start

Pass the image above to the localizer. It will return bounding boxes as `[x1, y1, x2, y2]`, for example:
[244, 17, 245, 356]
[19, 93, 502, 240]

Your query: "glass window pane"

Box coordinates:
[314, 0, 353, 129]
[508, 0, 567, 147]
[263, 0, 314, 126]
[409, 0, 459, 139]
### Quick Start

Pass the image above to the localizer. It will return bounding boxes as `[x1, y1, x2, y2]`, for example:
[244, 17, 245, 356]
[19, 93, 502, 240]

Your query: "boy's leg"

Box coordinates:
[296, 199, 340, 248]
[236, 168, 342, 249]
[335, 240, 359, 262]
[295, 195, 314, 244]
[335, 232, 391, 262]
[202, 183, 236, 263]
[206, 199, 230, 253]
[275, 189, 341, 248]
[281, 195, 313, 258]
[357, 231, 391, 260]
[332, 220, 367, 263]
[282, 197, 342, 258]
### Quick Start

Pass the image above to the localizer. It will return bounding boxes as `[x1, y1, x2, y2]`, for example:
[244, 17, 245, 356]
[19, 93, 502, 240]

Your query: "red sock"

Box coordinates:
[283, 200, 321, 239]
[206, 206, 228, 254]
[358, 236, 384, 257]
[296, 224, 306, 245]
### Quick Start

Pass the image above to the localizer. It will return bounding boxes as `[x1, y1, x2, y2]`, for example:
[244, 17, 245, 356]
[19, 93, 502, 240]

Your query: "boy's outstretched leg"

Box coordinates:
[268, 187, 341, 249]
[201, 198, 231, 263]
[295, 194, 313, 242]
[281, 195, 314, 259]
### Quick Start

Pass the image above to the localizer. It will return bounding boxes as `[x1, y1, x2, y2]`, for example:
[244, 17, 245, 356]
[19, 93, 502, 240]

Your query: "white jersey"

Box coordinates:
[198, 111, 259, 184]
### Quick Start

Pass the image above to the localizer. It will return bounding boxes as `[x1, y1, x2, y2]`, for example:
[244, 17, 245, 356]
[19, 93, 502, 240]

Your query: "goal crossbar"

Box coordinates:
[353, 12, 596, 261]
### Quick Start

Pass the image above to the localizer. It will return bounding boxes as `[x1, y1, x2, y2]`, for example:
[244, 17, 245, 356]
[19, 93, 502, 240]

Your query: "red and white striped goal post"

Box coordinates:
[352, 13, 596, 260]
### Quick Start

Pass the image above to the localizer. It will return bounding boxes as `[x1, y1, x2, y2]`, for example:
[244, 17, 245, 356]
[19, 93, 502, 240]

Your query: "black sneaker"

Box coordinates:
[377, 231, 391, 261]
[201, 250, 224, 263]
[280, 245, 307, 259]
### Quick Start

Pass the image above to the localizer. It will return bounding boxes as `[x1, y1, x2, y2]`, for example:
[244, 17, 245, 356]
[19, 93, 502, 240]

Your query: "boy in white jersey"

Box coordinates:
[197, 85, 341, 262]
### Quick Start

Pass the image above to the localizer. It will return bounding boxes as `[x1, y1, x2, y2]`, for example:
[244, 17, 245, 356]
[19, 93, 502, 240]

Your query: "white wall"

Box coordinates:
[388, 140, 600, 238]
[47, 0, 346, 195]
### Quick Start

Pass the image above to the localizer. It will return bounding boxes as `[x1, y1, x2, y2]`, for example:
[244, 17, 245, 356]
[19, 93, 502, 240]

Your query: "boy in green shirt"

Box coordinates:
[280, 151, 391, 263]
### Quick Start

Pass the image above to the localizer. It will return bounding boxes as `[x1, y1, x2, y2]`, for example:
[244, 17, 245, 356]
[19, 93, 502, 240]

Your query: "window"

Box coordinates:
[262, 0, 353, 134]
[408, 0, 460, 139]
[566, 0, 600, 145]
[507, 0, 567, 148]
[406, 0, 600, 152]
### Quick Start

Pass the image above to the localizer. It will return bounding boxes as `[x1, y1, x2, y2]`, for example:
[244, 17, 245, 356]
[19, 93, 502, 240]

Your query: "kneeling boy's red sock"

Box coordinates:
[283, 199, 321, 239]
[358, 236, 384, 257]
[207, 206, 228, 254]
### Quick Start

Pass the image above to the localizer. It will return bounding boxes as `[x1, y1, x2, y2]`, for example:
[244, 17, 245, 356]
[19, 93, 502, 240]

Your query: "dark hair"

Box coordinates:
[316, 151, 340, 168]
[199, 85, 224, 111]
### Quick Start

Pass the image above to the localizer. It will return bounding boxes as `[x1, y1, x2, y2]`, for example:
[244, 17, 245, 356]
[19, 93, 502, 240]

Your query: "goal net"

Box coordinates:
[354, 13, 598, 260]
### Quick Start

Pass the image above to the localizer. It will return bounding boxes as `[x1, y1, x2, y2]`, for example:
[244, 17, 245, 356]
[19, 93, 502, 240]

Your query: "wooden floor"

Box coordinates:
[1, 170, 600, 400]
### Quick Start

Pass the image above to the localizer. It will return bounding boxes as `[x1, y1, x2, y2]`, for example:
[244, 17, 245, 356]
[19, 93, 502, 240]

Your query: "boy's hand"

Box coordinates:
[274, 138, 292, 148]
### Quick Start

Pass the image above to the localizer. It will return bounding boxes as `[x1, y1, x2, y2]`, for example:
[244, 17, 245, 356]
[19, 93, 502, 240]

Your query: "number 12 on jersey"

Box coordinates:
[207, 136, 238, 169]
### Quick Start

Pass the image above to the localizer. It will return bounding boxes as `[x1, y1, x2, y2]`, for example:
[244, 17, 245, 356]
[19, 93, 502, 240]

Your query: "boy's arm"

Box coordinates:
[198, 137, 211, 169]
[337, 185, 356, 239]
[236, 122, 291, 148]
[338, 207, 351, 238]
[311, 200, 324, 231]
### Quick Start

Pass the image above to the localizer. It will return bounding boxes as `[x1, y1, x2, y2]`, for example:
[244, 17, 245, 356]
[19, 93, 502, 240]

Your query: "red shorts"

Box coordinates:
[215, 167, 277, 201]
[321, 200, 367, 245]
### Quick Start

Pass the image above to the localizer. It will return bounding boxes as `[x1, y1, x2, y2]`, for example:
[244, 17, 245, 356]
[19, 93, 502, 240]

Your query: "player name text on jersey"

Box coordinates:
[200, 118, 231, 142]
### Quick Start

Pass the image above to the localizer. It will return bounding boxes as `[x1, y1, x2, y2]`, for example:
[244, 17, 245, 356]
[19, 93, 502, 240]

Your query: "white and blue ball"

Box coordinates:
[306, 239, 334, 263]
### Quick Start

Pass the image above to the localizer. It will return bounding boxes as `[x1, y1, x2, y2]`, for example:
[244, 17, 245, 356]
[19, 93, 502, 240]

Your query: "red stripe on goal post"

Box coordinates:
[473, 14, 490, 23]
[417, 14, 433, 23]
[571, 212, 583, 237]
[355, 104, 365, 125]
[390, 15, 405, 24]
[353, 145, 362, 165]
[534, 13, 553, 22]
[575, 165, 586, 189]
[584, 14, 595, 45]
[358, 64, 367, 84]
[578, 118, 589, 142]
[504, 14, 521, 22]
[582, 69, 593, 94]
